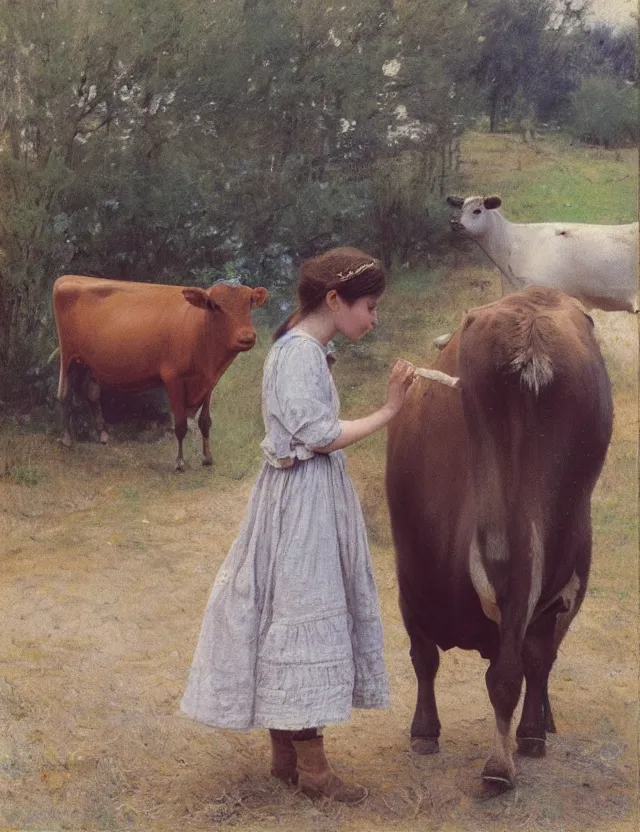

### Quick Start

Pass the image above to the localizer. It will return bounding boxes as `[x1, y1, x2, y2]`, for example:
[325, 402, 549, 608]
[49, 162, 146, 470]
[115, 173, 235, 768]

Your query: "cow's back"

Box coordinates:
[508, 221, 638, 311]
[53, 275, 184, 339]
[53, 275, 200, 390]
[53, 275, 182, 325]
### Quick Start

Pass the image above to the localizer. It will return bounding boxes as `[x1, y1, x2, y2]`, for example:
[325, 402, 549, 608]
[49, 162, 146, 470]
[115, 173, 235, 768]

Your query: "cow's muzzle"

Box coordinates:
[450, 219, 466, 234]
[235, 332, 257, 351]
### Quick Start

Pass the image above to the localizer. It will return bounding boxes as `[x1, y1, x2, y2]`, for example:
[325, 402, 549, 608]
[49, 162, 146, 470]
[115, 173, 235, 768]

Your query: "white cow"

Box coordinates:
[447, 195, 638, 313]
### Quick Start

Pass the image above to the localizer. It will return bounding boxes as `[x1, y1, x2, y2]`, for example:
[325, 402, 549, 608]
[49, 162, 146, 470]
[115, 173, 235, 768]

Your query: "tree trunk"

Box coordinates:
[488, 86, 501, 132]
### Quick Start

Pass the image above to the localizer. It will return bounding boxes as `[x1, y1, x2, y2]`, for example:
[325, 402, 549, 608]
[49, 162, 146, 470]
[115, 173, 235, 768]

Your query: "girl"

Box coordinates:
[181, 246, 415, 804]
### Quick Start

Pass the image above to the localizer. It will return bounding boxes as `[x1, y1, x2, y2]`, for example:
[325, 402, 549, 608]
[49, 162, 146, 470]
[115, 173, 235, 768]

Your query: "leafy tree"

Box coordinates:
[471, 0, 588, 131]
[568, 75, 638, 148]
[0, 0, 212, 396]
[580, 22, 637, 83]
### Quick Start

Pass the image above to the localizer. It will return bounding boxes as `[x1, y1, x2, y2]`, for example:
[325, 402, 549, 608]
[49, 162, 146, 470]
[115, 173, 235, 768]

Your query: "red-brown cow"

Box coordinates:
[387, 286, 612, 791]
[53, 275, 268, 470]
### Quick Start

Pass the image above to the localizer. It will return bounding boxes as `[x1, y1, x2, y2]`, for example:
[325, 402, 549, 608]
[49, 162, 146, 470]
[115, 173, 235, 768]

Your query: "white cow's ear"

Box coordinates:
[484, 196, 502, 210]
[182, 288, 209, 309]
[446, 195, 465, 207]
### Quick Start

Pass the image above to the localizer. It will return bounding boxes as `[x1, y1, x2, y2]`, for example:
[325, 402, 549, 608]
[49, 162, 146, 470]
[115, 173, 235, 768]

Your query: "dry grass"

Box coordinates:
[1, 133, 637, 831]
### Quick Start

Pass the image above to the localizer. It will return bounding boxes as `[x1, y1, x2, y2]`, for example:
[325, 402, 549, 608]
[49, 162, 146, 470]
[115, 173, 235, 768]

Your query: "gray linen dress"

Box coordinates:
[180, 328, 389, 730]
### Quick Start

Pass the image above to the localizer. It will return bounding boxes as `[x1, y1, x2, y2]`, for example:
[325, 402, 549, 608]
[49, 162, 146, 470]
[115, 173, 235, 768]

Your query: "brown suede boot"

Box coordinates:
[292, 736, 368, 805]
[269, 730, 298, 785]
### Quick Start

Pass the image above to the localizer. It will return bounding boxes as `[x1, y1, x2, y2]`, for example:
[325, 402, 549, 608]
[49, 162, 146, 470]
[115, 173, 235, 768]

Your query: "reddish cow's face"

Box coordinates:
[183, 282, 269, 352]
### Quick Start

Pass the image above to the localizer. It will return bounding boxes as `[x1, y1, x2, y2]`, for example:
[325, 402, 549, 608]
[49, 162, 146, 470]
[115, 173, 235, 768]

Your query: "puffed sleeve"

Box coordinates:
[273, 338, 342, 452]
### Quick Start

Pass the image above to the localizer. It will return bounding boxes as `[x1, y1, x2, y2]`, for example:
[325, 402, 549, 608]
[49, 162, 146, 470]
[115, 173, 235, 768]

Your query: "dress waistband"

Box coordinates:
[263, 448, 320, 468]
[266, 456, 297, 469]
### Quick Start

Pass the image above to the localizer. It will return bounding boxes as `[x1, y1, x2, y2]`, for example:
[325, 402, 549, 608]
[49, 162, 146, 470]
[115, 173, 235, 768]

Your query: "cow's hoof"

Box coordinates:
[481, 757, 514, 791]
[175, 460, 186, 473]
[517, 737, 546, 757]
[99, 430, 109, 444]
[480, 777, 512, 797]
[58, 435, 72, 448]
[202, 457, 213, 467]
[411, 736, 439, 755]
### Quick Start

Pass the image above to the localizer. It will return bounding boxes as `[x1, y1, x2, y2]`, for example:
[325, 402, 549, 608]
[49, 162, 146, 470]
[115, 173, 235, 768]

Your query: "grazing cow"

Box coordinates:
[386, 286, 613, 791]
[446, 195, 638, 313]
[53, 276, 268, 470]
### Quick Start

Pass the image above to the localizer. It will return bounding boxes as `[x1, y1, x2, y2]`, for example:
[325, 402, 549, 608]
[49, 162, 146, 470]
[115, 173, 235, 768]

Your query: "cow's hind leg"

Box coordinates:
[518, 561, 588, 755]
[84, 373, 109, 444]
[59, 393, 74, 447]
[542, 680, 556, 734]
[483, 622, 526, 790]
[402, 604, 441, 754]
[164, 378, 188, 471]
[198, 390, 213, 466]
[516, 612, 557, 757]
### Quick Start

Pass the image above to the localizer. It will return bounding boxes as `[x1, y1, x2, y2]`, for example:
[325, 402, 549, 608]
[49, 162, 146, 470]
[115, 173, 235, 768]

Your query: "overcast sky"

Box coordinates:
[588, 0, 636, 27]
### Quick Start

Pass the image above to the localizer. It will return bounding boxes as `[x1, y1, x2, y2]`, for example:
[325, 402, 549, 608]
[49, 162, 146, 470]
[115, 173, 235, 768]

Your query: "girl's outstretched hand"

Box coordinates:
[386, 359, 415, 415]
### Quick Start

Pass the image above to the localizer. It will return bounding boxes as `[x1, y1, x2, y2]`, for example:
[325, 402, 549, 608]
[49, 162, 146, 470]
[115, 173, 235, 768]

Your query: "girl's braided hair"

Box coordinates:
[274, 246, 387, 340]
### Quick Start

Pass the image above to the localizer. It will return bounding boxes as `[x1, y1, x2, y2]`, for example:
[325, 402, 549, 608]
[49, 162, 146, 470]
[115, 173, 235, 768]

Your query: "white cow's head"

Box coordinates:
[446, 195, 502, 237]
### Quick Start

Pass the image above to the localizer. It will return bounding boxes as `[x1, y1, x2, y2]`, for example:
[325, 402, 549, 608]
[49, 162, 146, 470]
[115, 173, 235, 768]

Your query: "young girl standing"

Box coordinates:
[181, 246, 415, 804]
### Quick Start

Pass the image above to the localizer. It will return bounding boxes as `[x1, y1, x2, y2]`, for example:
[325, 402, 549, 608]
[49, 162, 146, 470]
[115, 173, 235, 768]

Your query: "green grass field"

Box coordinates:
[451, 131, 637, 223]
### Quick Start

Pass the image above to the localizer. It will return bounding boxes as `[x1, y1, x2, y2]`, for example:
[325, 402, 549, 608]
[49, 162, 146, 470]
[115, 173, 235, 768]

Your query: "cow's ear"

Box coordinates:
[446, 195, 464, 207]
[484, 195, 502, 210]
[182, 288, 210, 309]
[251, 287, 269, 308]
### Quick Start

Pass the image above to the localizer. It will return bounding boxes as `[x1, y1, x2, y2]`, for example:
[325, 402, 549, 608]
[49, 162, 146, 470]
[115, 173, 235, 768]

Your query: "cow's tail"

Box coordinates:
[509, 318, 554, 395]
[52, 336, 68, 401]
[47, 344, 69, 401]
[57, 361, 67, 401]
[53, 337, 68, 402]
[51, 283, 68, 402]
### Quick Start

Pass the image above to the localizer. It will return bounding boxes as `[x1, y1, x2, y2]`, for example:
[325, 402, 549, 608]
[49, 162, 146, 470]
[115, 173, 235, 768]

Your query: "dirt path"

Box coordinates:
[1, 380, 637, 832]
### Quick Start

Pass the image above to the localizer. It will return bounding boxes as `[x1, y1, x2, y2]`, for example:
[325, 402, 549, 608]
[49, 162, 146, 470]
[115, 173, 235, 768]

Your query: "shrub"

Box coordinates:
[370, 149, 456, 269]
[568, 76, 639, 149]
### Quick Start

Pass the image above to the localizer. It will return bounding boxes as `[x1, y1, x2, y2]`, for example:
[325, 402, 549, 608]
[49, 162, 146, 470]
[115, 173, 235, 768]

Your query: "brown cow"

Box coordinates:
[53, 276, 268, 470]
[386, 286, 612, 791]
